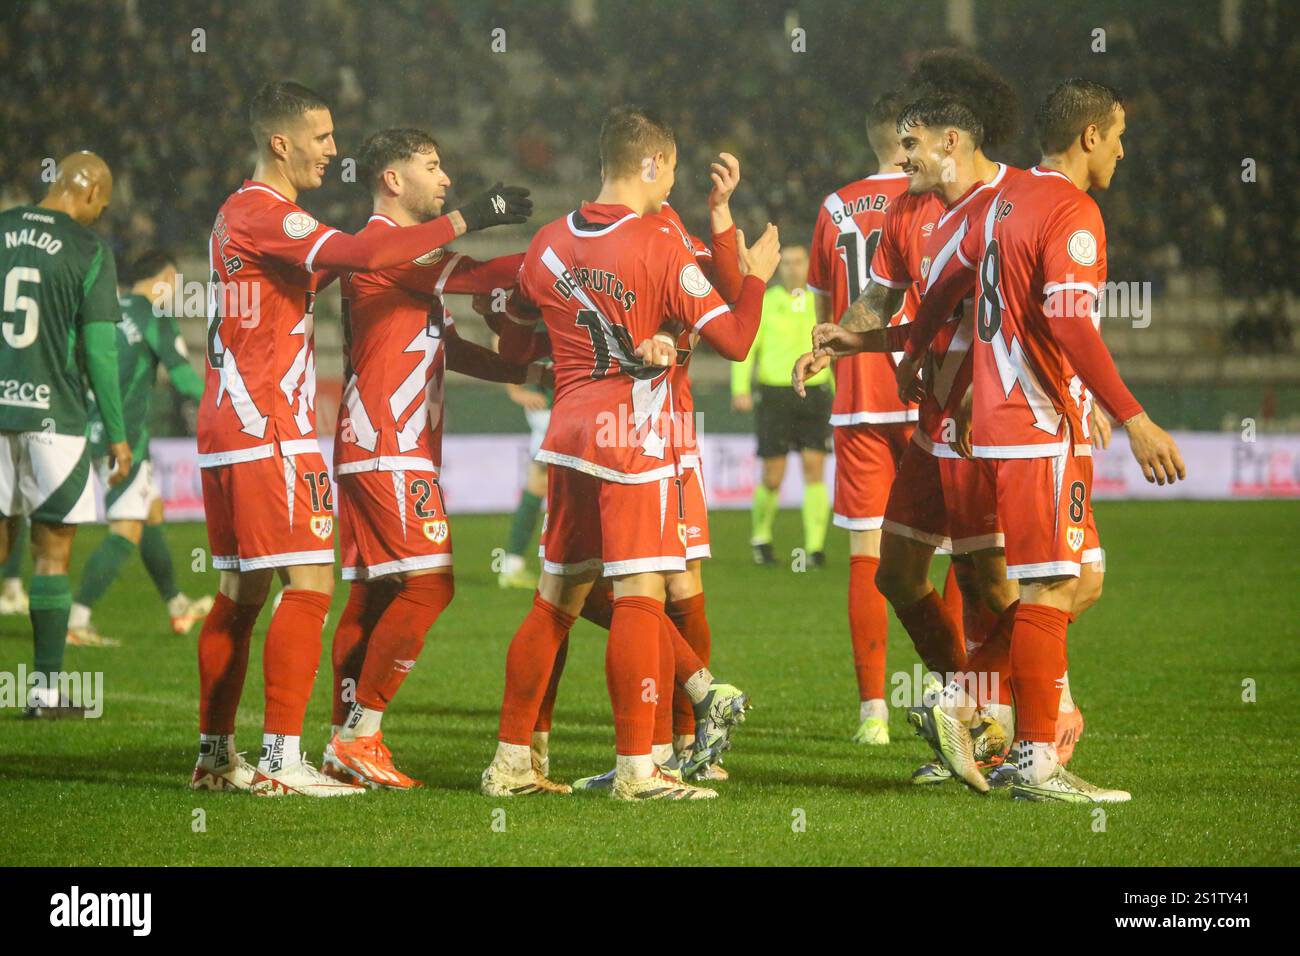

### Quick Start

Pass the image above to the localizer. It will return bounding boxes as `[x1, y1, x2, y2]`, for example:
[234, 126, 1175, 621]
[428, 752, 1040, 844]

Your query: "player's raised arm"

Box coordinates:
[704, 152, 744, 301]
[675, 224, 779, 361]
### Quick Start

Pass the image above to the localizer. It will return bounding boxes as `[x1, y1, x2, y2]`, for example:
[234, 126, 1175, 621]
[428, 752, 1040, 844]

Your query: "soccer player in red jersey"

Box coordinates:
[315, 128, 546, 790]
[892, 79, 1184, 802]
[798, 89, 917, 745]
[191, 82, 533, 797]
[473, 178, 754, 788]
[482, 106, 779, 800]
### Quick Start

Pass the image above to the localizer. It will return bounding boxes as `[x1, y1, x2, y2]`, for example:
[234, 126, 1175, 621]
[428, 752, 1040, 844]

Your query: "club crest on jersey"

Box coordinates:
[424, 519, 449, 544]
[1066, 525, 1085, 552]
[1067, 230, 1097, 266]
[679, 263, 712, 298]
[311, 515, 334, 540]
[920, 256, 932, 279]
[414, 248, 445, 266]
[283, 211, 318, 239]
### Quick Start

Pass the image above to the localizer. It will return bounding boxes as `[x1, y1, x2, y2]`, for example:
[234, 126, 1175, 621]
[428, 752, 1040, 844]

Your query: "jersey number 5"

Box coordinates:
[2, 267, 41, 349]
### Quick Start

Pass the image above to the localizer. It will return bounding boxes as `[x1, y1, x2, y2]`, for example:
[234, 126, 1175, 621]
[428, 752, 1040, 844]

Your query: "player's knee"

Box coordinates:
[874, 559, 915, 606]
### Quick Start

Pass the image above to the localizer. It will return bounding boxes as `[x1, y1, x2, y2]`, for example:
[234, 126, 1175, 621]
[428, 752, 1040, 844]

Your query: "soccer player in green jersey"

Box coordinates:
[0, 151, 132, 717]
[67, 249, 212, 647]
[731, 244, 833, 567]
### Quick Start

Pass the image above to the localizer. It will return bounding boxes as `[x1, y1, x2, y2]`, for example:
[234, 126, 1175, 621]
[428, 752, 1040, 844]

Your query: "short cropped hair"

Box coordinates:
[249, 81, 330, 146]
[358, 128, 440, 192]
[1035, 78, 1124, 154]
[599, 107, 675, 180]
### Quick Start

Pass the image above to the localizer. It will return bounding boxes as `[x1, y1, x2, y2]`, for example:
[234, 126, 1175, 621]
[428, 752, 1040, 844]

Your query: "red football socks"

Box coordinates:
[197, 593, 260, 735]
[356, 573, 454, 711]
[330, 581, 398, 725]
[1008, 603, 1071, 742]
[849, 555, 889, 698]
[607, 595, 662, 756]
[498, 593, 575, 745]
[895, 587, 967, 677]
[263, 588, 331, 736]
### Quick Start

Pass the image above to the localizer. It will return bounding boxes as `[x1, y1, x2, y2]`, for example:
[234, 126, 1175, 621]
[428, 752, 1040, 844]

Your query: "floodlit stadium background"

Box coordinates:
[4, 0, 1296, 507]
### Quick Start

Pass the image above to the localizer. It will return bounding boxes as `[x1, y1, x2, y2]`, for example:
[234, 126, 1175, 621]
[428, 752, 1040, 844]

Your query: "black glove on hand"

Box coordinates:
[458, 182, 533, 232]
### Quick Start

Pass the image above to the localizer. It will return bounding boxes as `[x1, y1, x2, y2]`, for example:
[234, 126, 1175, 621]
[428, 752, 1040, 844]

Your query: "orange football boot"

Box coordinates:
[326, 731, 423, 790]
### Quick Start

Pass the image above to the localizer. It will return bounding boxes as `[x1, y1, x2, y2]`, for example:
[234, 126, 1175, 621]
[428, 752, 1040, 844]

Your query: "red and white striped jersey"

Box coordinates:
[911, 164, 1020, 456]
[337, 214, 522, 476]
[519, 202, 734, 483]
[957, 166, 1108, 457]
[200, 180, 339, 466]
[808, 172, 917, 425]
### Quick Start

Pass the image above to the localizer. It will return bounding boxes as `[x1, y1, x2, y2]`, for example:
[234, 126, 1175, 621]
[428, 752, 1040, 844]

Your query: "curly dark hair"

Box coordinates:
[904, 48, 1020, 150]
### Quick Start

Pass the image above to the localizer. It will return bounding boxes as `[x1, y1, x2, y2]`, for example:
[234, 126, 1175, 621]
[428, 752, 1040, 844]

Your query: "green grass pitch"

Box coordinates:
[1, 501, 1296, 866]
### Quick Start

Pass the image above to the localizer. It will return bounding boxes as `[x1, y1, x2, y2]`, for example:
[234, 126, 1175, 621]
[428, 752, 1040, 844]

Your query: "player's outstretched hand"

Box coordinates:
[458, 183, 533, 232]
[811, 322, 862, 358]
[732, 392, 754, 413]
[792, 350, 831, 397]
[636, 334, 677, 367]
[107, 441, 133, 487]
[895, 353, 924, 404]
[708, 152, 741, 208]
[738, 224, 780, 282]
[1090, 404, 1112, 449]
[1124, 413, 1186, 485]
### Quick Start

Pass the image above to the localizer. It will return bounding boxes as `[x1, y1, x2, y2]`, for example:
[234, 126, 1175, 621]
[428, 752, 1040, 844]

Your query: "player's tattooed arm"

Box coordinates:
[839, 281, 904, 332]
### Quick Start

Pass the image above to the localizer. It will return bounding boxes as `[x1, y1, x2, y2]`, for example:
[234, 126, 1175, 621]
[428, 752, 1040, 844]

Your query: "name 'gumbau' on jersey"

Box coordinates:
[200, 180, 340, 465]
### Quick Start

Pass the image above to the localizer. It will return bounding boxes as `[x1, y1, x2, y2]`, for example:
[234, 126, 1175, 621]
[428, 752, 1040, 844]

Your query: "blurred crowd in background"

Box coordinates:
[2, 0, 1295, 356]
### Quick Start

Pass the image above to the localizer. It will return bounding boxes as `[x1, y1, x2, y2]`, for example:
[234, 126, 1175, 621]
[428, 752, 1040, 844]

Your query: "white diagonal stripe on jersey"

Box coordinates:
[278, 315, 314, 436]
[392, 325, 440, 453]
[539, 246, 638, 369]
[342, 372, 379, 452]
[208, 244, 269, 438]
[826, 192, 872, 297]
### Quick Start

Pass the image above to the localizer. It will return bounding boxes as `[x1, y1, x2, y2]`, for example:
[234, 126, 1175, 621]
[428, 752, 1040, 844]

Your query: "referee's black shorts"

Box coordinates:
[754, 383, 833, 459]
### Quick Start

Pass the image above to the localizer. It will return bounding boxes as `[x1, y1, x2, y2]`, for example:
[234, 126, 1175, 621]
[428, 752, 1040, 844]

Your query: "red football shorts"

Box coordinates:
[541, 464, 687, 576]
[681, 463, 710, 561]
[338, 468, 452, 581]
[938, 454, 1003, 554]
[882, 440, 950, 550]
[983, 444, 1101, 579]
[202, 448, 335, 572]
[832, 422, 914, 531]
